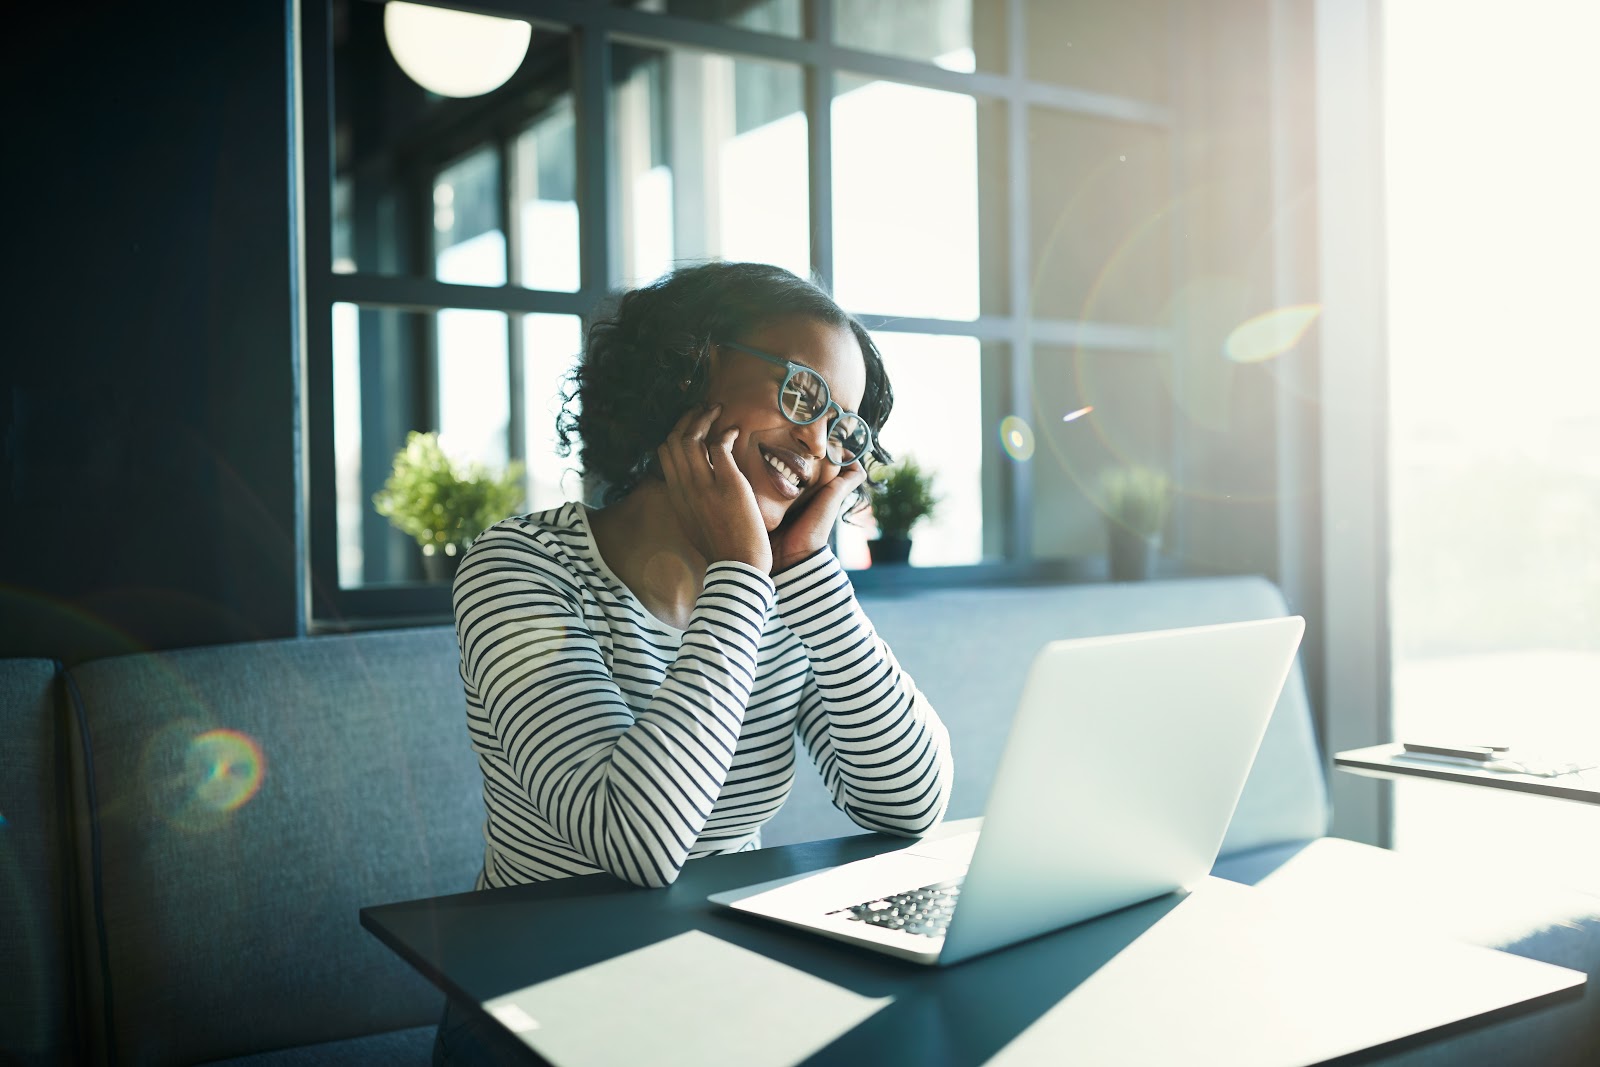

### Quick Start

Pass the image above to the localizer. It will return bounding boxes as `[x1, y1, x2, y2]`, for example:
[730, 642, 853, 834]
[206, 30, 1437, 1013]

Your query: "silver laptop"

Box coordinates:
[708, 615, 1306, 966]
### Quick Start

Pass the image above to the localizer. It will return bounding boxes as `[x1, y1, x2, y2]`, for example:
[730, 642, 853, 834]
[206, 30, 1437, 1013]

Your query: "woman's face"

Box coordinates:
[702, 314, 868, 532]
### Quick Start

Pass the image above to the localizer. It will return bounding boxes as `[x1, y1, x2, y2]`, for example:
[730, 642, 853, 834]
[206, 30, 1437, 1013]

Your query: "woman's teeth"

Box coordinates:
[764, 452, 802, 488]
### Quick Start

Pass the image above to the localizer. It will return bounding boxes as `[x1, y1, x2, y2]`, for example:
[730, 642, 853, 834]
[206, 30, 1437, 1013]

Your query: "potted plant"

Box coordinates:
[1101, 464, 1171, 582]
[867, 456, 939, 565]
[373, 431, 526, 583]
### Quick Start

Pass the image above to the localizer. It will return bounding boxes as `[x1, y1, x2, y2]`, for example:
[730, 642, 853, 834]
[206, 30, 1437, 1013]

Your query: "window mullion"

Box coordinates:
[1005, 0, 1031, 562]
[502, 132, 528, 465]
[805, 0, 833, 290]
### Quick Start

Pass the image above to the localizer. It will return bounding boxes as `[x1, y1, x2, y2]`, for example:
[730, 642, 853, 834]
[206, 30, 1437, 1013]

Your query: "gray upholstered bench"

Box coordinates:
[1, 658, 79, 1067]
[61, 630, 481, 1065]
[8, 574, 1596, 1065]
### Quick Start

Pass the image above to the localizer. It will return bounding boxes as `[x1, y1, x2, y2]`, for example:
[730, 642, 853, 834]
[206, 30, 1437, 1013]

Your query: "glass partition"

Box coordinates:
[834, 0, 1002, 73]
[610, 43, 809, 286]
[832, 75, 1000, 320]
[332, 1, 578, 290]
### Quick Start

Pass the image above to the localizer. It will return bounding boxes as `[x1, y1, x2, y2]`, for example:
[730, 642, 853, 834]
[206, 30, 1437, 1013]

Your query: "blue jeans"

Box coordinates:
[433, 998, 547, 1067]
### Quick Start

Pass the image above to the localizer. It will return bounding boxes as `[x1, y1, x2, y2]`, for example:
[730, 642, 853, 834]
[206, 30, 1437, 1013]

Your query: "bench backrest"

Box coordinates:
[1, 658, 77, 1067]
[66, 628, 478, 1065]
[761, 575, 1329, 857]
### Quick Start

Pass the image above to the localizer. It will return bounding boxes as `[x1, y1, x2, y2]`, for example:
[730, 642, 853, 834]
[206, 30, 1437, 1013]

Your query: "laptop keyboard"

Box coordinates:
[827, 878, 965, 939]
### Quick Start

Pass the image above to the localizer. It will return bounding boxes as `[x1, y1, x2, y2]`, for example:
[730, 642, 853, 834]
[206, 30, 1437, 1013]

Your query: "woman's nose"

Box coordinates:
[791, 413, 832, 460]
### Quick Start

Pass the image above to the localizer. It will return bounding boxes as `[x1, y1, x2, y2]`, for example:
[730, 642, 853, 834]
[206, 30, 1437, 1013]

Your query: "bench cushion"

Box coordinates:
[67, 628, 480, 1066]
[761, 576, 1329, 855]
[0, 658, 77, 1067]
[198, 1024, 437, 1066]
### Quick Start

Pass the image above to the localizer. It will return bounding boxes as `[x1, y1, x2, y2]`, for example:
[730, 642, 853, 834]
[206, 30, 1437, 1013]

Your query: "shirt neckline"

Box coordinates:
[570, 502, 688, 637]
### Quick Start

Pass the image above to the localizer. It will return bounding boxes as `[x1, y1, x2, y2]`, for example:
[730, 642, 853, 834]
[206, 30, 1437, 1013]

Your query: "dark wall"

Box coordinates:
[2, 2, 300, 664]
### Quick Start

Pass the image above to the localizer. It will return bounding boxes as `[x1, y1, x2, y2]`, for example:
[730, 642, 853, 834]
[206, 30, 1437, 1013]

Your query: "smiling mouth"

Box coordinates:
[759, 446, 810, 491]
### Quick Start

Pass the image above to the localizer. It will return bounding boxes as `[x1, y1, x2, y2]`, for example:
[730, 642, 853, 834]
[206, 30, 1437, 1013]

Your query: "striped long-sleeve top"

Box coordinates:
[452, 501, 955, 890]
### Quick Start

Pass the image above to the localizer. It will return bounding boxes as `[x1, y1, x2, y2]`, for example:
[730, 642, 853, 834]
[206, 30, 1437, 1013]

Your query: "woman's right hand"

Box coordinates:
[657, 404, 772, 573]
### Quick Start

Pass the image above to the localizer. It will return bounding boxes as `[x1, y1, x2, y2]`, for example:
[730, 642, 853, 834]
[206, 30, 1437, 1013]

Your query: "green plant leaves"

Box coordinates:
[1101, 464, 1171, 538]
[869, 456, 939, 539]
[372, 431, 526, 550]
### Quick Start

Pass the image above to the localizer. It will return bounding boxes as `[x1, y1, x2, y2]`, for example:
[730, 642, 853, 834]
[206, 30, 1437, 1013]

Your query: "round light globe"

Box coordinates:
[383, 1, 532, 99]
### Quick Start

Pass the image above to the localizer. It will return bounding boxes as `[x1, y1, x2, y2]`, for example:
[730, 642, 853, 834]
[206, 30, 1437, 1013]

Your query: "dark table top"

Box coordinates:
[362, 822, 1585, 1067]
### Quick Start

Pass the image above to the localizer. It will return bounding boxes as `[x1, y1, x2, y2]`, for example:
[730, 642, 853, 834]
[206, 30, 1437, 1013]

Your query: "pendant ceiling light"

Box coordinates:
[383, 1, 532, 99]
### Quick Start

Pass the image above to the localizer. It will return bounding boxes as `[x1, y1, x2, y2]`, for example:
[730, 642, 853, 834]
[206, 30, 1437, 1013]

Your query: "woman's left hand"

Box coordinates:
[770, 462, 869, 572]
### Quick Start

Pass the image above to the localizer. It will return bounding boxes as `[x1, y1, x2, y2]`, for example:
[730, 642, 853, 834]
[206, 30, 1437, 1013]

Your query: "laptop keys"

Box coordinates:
[827, 879, 964, 938]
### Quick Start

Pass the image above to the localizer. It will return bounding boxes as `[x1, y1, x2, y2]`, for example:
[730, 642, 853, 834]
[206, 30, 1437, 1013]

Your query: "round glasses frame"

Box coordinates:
[716, 341, 874, 465]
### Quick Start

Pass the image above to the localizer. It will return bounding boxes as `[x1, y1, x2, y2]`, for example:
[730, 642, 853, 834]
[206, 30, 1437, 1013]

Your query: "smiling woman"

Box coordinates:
[452, 261, 953, 855]
[439, 262, 956, 1063]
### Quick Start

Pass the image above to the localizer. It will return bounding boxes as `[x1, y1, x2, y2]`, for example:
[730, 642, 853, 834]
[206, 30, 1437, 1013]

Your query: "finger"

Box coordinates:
[657, 441, 684, 490]
[679, 402, 721, 444]
[817, 461, 868, 503]
[667, 403, 709, 440]
[707, 425, 739, 471]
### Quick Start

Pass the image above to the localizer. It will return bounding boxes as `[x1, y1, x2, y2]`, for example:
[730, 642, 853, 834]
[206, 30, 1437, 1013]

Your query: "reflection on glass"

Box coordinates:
[434, 147, 506, 286]
[834, 0, 992, 72]
[612, 0, 802, 38]
[332, 0, 572, 286]
[832, 76, 981, 320]
[333, 303, 514, 588]
[524, 314, 586, 509]
[839, 334, 984, 568]
[332, 177, 355, 273]
[516, 97, 580, 292]
[333, 302, 363, 588]
[1025, 0, 1170, 102]
[1028, 345, 1169, 560]
[611, 44, 809, 287]
[1029, 108, 1170, 325]
[438, 309, 511, 470]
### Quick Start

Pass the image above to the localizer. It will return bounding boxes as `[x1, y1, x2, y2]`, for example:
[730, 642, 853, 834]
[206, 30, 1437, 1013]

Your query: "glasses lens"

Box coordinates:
[827, 414, 872, 464]
[780, 368, 829, 424]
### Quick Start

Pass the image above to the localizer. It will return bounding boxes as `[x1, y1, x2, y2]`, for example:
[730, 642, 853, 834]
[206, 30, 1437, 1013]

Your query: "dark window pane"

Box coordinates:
[515, 98, 581, 291]
[434, 146, 505, 285]
[612, 0, 803, 38]
[332, 0, 576, 288]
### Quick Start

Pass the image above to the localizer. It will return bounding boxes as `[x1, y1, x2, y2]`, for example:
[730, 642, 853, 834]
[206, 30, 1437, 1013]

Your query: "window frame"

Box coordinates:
[298, 0, 1180, 629]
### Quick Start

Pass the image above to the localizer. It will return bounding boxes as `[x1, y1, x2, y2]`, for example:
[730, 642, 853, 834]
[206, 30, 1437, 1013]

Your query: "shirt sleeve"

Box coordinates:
[772, 548, 955, 837]
[453, 524, 776, 888]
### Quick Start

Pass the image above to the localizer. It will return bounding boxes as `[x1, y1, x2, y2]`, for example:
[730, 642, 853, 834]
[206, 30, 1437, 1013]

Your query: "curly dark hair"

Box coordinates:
[557, 262, 895, 506]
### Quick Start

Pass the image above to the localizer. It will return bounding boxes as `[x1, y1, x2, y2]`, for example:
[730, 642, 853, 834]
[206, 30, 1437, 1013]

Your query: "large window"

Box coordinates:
[1384, 0, 1600, 883]
[303, 0, 1187, 625]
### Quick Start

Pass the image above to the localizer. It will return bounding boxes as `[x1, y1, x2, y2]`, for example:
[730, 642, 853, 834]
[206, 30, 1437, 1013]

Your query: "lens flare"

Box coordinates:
[999, 416, 1036, 461]
[1061, 405, 1094, 423]
[1223, 304, 1322, 364]
[143, 722, 267, 831]
[188, 730, 265, 813]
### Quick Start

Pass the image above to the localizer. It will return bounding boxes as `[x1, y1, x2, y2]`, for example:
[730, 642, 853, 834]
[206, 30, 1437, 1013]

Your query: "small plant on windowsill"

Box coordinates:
[866, 456, 939, 566]
[1100, 463, 1171, 582]
[373, 431, 525, 584]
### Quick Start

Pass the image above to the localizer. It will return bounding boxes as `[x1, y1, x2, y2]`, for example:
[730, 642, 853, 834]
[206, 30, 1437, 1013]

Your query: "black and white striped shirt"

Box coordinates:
[453, 501, 955, 889]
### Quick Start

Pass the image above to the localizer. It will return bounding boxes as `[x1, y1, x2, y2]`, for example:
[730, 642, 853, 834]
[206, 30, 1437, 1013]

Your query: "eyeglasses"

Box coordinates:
[717, 341, 874, 466]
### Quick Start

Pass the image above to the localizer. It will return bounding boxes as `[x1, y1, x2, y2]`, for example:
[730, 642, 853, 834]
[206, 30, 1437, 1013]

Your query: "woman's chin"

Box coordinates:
[758, 496, 791, 532]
